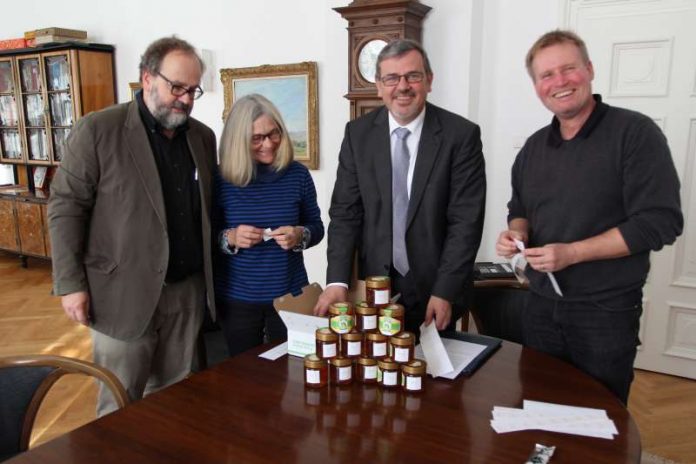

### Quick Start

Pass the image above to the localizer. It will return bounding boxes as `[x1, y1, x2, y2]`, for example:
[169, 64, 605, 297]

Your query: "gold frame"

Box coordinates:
[220, 61, 319, 170]
[128, 82, 141, 100]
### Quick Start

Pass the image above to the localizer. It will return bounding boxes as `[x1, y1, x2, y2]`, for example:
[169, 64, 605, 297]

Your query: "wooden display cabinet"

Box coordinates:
[0, 43, 116, 264]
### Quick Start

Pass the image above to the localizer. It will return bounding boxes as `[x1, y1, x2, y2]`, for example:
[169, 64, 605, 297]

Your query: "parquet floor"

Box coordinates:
[1, 251, 695, 462]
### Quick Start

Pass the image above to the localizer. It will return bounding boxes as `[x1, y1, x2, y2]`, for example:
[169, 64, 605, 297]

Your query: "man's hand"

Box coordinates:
[313, 286, 348, 317]
[524, 243, 578, 273]
[270, 226, 303, 251]
[496, 229, 528, 258]
[61, 291, 91, 326]
[424, 295, 452, 331]
[227, 225, 263, 249]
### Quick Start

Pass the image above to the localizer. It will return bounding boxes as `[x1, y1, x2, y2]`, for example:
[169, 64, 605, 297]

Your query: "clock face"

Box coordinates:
[358, 39, 388, 83]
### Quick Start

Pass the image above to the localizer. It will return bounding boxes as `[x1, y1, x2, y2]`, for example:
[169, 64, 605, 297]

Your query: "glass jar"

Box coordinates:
[328, 302, 355, 335]
[315, 327, 338, 359]
[304, 354, 328, 388]
[401, 359, 427, 393]
[365, 275, 391, 308]
[341, 330, 363, 359]
[378, 304, 404, 336]
[355, 302, 378, 332]
[329, 356, 353, 385]
[377, 357, 400, 388]
[364, 332, 388, 359]
[390, 332, 414, 364]
[356, 356, 378, 384]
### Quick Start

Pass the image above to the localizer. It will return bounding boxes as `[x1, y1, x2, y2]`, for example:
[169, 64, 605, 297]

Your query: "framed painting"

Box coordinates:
[220, 61, 319, 170]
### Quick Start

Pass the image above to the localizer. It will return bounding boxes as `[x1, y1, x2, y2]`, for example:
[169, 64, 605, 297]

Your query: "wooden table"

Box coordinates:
[9, 342, 641, 463]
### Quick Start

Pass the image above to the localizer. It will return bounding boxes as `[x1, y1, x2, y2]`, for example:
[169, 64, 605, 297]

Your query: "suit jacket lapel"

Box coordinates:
[186, 129, 211, 215]
[372, 108, 393, 217]
[124, 100, 167, 229]
[407, 104, 441, 228]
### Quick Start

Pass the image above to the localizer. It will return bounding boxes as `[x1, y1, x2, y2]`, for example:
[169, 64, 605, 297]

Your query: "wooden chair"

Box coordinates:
[470, 279, 529, 344]
[0, 354, 129, 462]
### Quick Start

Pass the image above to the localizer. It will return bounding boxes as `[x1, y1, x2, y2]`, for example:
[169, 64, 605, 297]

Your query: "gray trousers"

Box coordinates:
[91, 272, 205, 416]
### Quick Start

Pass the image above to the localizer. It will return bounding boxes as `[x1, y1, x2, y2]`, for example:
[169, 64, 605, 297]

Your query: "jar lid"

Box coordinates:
[356, 356, 377, 366]
[402, 359, 427, 375]
[366, 275, 391, 288]
[355, 304, 377, 315]
[330, 356, 353, 367]
[342, 331, 363, 341]
[366, 332, 387, 342]
[329, 302, 354, 314]
[315, 327, 338, 341]
[379, 304, 404, 317]
[377, 357, 399, 370]
[304, 353, 326, 369]
[390, 331, 414, 346]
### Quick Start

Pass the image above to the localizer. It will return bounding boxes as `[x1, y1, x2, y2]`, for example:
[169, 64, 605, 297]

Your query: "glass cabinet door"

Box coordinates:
[18, 56, 50, 163]
[44, 53, 74, 164]
[0, 58, 23, 162]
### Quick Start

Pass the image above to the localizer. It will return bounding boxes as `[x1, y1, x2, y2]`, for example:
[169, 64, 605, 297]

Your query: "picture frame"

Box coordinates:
[129, 82, 141, 100]
[220, 61, 319, 170]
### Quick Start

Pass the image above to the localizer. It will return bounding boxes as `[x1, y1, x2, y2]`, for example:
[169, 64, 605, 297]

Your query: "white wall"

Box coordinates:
[4, 0, 563, 283]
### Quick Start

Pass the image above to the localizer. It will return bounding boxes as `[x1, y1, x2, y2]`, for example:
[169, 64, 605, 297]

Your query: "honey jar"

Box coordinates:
[378, 304, 404, 336]
[315, 327, 338, 359]
[328, 302, 355, 335]
[355, 302, 378, 332]
[364, 332, 388, 359]
[356, 356, 378, 384]
[401, 359, 427, 393]
[390, 331, 415, 364]
[329, 356, 353, 385]
[365, 276, 391, 308]
[304, 354, 328, 388]
[377, 357, 400, 389]
[341, 330, 363, 359]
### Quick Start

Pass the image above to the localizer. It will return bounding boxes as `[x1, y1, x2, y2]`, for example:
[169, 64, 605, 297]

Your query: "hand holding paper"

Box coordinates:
[513, 239, 563, 297]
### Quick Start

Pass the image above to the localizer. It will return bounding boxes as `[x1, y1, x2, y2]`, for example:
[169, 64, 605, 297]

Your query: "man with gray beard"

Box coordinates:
[49, 37, 217, 416]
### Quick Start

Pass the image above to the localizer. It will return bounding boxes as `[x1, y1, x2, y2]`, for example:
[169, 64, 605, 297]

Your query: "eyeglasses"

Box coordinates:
[251, 128, 282, 146]
[379, 72, 425, 87]
[156, 72, 204, 100]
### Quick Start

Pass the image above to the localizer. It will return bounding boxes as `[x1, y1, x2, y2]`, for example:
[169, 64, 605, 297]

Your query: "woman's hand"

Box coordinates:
[269, 226, 303, 250]
[228, 225, 264, 249]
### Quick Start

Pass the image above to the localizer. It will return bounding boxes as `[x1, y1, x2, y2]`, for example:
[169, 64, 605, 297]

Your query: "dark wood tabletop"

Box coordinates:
[9, 341, 641, 464]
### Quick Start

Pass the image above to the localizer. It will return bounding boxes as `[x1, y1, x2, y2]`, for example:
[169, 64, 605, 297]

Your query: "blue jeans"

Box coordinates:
[524, 290, 642, 404]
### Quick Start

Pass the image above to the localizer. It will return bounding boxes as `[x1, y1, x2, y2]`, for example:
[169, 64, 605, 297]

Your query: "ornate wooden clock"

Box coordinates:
[334, 0, 431, 120]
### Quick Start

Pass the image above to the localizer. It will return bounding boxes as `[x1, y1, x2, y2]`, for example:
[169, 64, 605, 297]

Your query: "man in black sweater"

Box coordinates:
[496, 30, 683, 403]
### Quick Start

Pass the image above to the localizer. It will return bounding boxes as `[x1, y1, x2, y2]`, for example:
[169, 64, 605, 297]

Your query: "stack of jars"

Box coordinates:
[304, 275, 427, 393]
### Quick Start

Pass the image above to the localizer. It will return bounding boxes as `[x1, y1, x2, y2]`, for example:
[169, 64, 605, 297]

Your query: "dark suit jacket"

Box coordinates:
[327, 102, 486, 306]
[48, 100, 216, 340]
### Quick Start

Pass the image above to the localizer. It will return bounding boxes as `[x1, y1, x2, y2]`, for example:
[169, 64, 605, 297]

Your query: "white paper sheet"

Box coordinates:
[258, 342, 288, 360]
[415, 326, 487, 380]
[490, 400, 618, 439]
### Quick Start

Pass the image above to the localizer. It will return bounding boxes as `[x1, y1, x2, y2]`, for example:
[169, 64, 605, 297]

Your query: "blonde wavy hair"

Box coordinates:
[219, 94, 294, 187]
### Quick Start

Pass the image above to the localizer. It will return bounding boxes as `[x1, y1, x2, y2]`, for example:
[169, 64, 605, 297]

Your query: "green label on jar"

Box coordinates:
[379, 316, 400, 336]
[330, 315, 354, 334]
[335, 303, 349, 313]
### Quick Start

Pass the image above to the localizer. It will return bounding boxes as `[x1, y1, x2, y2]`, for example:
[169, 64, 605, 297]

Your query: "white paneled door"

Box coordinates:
[566, 0, 696, 379]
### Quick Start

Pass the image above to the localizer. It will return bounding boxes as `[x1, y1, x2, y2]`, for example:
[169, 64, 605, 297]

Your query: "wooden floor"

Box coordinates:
[1, 252, 695, 463]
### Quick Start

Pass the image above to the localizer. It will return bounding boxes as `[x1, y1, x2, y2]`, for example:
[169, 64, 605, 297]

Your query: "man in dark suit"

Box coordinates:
[49, 37, 216, 416]
[314, 39, 486, 334]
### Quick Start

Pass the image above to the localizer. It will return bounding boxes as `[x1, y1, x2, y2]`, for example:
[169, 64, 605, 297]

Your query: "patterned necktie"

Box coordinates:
[392, 127, 411, 276]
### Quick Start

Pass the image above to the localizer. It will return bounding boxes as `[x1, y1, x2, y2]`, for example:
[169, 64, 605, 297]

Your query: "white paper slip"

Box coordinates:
[417, 322, 453, 377]
[513, 238, 563, 297]
[258, 342, 288, 360]
[263, 227, 273, 241]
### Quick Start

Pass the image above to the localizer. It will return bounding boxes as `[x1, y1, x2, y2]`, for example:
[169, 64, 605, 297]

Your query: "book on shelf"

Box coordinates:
[32, 27, 87, 39]
[34, 35, 87, 45]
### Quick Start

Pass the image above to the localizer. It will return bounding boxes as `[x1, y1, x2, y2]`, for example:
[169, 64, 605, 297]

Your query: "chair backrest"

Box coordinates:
[470, 282, 529, 344]
[0, 355, 129, 461]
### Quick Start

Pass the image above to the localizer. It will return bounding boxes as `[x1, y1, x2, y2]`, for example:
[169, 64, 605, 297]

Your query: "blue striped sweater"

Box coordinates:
[213, 161, 324, 304]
